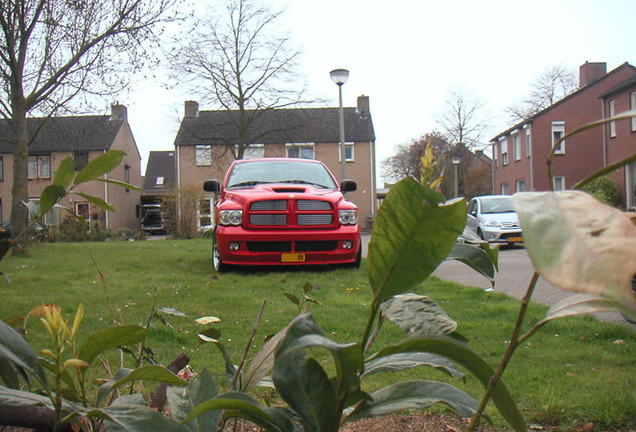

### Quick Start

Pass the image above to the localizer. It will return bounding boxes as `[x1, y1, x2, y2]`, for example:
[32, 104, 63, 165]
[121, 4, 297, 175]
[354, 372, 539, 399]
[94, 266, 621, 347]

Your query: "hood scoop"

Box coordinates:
[273, 187, 306, 193]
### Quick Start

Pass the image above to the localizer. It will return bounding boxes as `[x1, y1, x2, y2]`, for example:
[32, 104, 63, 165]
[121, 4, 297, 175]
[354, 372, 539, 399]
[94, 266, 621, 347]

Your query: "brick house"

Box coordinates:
[490, 61, 636, 209]
[599, 75, 636, 209]
[0, 104, 142, 230]
[173, 97, 377, 230]
[142, 150, 175, 205]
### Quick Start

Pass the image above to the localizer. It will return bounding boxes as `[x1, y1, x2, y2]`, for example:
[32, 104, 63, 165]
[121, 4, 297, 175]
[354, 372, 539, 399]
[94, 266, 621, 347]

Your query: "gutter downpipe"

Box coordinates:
[369, 140, 375, 217]
[601, 100, 607, 167]
[103, 150, 109, 229]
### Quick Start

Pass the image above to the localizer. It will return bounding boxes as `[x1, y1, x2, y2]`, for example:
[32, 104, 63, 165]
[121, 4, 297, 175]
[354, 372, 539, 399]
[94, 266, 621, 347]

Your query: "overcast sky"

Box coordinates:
[126, 0, 636, 181]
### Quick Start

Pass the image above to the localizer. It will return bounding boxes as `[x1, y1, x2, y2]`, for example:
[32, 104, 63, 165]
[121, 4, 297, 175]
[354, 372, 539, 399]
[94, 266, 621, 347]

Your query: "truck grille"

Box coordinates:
[248, 199, 334, 227]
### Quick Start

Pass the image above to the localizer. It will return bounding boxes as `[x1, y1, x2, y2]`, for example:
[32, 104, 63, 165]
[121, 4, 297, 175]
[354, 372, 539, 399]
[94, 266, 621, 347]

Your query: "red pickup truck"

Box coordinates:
[203, 158, 361, 271]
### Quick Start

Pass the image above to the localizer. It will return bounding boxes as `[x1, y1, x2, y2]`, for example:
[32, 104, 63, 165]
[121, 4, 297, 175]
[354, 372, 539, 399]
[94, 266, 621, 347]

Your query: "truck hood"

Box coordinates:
[223, 183, 349, 206]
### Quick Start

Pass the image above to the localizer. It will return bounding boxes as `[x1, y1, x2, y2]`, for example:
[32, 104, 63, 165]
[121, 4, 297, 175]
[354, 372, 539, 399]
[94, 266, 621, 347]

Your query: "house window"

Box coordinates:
[286, 143, 314, 159]
[493, 143, 498, 168]
[74, 151, 89, 170]
[28, 156, 51, 179]
[198, 198, 213, 230]
[156, 176, 165, 186]
[551, 122, 565, 154]
[338, 143, 355, 162]
[501, 139, 508, 165]
[525, 128, 532, 158]
[513, 133, 521, 161]
[609, 100, 616, 138]
[195, 145, 212, 166]
[76, 202, 90, 221]
[501, 183, 509, 195]
[627, 161, 636, 209]
[553, 176, 565, 191]
[631, 92, 636, 132]
[242, 144, 265, 159]
[516, 179, 526, 192]
[0, 156, 3, 181]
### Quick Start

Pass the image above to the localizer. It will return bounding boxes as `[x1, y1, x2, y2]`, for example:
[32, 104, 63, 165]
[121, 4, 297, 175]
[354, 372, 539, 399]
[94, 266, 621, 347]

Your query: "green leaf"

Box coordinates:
[284, 292, 300, 306]
[73, 150, 126, 186]
[446, 243, 497, 283]
[39, 185, 67, 217]
[367, 178, 466, 304]
[88, 404, 182, 432]
[97, 366, 186, 406]
[242, 321, 291, 392]
[346, 380, 481, 422]
[0, 320, 49, 389]
[272, 351, 340, 432]
[73, 192, 115, 212]
[537, 293, 626, 326]
[0, 357, 20, 389]
[380, 294, 457, 336]
[368, 336, 525, 432]
[78, 325, 146, 365]
[184, 392, 287, 432]
[97, 178, 142, 191]
[167, 368, 220, 431]
[197, 335, 236, 381]
[363, 352, 464, 379]
[53, 156, 75, 188]
[0, 385, 82, 412]
[514, 191, 636, 311]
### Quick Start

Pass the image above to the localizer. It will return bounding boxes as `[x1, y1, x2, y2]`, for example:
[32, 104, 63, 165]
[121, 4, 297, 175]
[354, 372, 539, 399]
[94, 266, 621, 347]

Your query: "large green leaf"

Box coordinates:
[272, 351, 340, 432]
[537, 293, 626, 326]
[39, 185, 67, 217]
[167, 368, 219, 432]
[275, 313, 362, 396]
[380, 294, 457, 336]
[346, 380, 481, 422]
[73, 192, 115, 212]
[78, 325, 146, 365]
[73, 150, 126, 186]
[446, 243, 497, 284]
[241, 321, 291, 392]
[53, 156, 76, 189]
[514, 191, 636, 311]
[367, 178, 466, 304]
[88, 404, 182, 432]
[183, 392, 288, 432]
[97, 366, 186, 406]
[368, 336, 525, 432]
[0, 385, 82, 412]
[363, 352, 464, 379]
[0, 320, 48, 389]
[0, 357, 20, 389]
[97, 178, 142, 191]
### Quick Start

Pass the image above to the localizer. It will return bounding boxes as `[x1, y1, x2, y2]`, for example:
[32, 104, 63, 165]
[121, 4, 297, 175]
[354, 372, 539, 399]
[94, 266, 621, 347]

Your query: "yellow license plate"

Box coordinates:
[281, 253, 306, 263]
[508, 236, 524, 242]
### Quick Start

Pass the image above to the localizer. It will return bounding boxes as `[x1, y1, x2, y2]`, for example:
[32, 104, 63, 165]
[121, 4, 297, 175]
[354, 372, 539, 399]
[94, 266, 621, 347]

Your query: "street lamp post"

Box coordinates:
[330, 68, 349, 182]
[452, 156, 461, 198]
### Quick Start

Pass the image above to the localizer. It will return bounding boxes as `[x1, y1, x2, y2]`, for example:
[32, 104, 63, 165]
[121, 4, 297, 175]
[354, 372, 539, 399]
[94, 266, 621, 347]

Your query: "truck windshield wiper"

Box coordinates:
[279, 180, 330, 188]
[228, 180, 268, 188]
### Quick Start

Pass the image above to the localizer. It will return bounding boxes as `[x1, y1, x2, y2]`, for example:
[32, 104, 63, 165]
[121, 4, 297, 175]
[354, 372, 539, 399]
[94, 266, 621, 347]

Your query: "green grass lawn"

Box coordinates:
[1, 239, 634, 430]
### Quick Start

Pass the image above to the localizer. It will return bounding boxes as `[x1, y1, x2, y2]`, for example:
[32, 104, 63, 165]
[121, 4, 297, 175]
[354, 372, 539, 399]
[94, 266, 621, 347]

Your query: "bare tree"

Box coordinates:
[435, 88, 490, 151]
[0, 0, 181, 246]
[507, 64, 578, 121]
[170, 0, 307, 160]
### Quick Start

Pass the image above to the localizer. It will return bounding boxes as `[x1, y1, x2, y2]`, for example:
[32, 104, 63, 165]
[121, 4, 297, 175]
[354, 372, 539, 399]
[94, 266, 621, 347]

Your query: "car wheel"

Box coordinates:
[477, 229, 486, 241]
[212, 234, 228, 272]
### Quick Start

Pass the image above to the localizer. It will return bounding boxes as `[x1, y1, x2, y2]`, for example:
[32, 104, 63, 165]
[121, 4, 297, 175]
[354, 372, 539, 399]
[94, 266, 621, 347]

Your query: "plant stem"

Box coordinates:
[360, 301, 379, 356]
[466, 272, 539, 432]
[231, 299, 267, 391]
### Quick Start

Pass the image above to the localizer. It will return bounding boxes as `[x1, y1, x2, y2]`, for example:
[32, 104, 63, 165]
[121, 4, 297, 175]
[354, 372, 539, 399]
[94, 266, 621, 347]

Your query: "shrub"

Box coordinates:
[581, 175, 619, 206]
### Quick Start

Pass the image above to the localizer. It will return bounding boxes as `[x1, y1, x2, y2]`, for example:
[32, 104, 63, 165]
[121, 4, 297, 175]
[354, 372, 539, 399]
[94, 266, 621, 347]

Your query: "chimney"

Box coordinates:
[110, 103, 127, 121]
[579, 62, 606, 87]
[185, 100, 199, 118]
[357, 95, 370, 119]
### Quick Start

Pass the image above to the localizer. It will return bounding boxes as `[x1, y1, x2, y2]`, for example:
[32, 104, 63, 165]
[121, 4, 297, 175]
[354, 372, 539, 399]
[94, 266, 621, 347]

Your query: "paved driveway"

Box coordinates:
[361, 234, 630, 325]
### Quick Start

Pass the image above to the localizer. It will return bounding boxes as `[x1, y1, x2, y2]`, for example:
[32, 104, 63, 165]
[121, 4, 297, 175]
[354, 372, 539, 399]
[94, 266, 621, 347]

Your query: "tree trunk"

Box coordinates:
[10, 100, 30, 253]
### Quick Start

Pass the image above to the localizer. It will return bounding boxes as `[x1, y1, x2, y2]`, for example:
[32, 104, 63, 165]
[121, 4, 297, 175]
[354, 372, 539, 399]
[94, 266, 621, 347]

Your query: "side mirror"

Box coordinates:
[469, 210, 477, 217]
[203, 179, 221, 193]
[341, 179, 357, 193]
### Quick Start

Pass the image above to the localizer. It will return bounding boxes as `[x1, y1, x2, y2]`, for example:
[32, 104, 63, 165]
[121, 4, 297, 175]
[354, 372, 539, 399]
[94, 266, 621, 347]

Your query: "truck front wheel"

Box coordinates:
[212, 234, 229, 272]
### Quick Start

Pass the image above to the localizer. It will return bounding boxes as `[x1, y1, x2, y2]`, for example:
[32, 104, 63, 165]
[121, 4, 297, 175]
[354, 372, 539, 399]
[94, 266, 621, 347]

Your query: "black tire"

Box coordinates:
[622, 276, 636, 323]
[212, 234, 228, 272]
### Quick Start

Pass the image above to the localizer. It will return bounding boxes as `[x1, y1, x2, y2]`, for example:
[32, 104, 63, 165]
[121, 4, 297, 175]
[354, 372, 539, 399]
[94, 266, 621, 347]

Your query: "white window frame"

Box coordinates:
[516, 179, 526, 192]
[197, 197, 214, 231]
[195, 145, 212, 166]
[609, 100, 616, 138]
[525, 127, 532, 158]
[239, 143, 265, 160]
[501, 182, 509, 195]
[337, 142, 355, 162]
[553, 176, 566, 191]
[626, 161, 636, 209]
[156, 176, 165, 186]
[512, 132, 521, 161]
[286, 143, 315, 159]
[501, 139, 509, 165]
[631, 92, 636, 132]
[27, 155, 51, 179]
[551, 122, 565, 155]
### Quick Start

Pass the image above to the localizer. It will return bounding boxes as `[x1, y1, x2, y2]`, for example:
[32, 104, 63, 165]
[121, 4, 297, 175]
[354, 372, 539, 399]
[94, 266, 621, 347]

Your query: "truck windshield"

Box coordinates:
[227, 160, 338, 190]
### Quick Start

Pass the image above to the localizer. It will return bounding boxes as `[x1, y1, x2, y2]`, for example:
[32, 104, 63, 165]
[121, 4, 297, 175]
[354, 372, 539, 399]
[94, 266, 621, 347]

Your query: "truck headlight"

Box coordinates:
[339, 210, 357, 225]
[219, 210, 243, 226]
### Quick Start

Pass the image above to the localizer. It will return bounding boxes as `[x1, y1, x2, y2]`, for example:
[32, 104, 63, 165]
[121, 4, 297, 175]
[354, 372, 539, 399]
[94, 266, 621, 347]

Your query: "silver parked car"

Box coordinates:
[466, 195, 523, 245]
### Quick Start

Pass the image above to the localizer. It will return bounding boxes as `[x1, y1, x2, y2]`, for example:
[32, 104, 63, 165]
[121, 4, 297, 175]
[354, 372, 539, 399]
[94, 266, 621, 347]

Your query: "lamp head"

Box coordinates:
[451, 157, 461, 165]
[330, 68, 349, 86]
